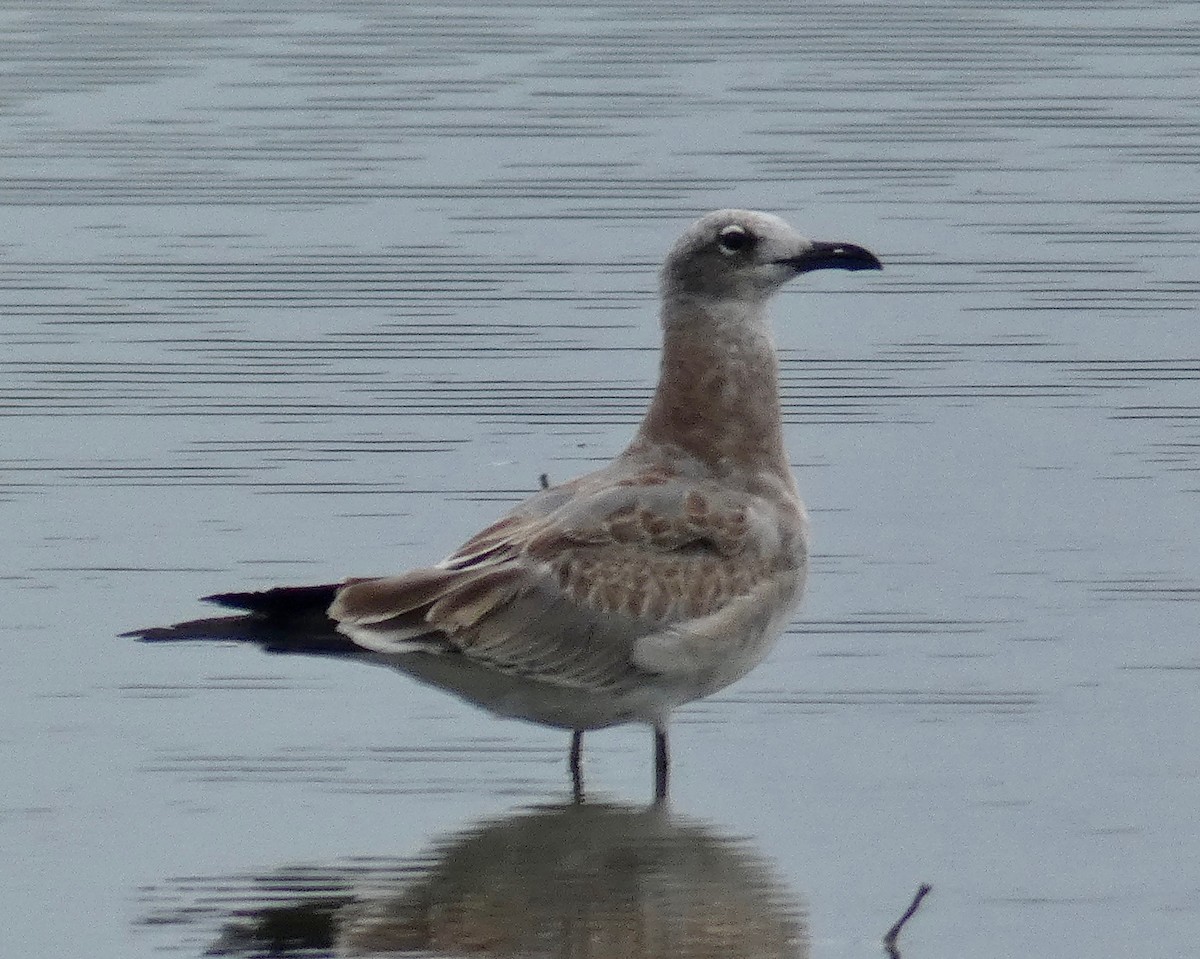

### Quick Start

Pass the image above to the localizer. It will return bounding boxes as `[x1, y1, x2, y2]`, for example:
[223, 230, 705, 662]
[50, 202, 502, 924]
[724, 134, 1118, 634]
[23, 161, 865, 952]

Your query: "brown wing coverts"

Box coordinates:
[332, 487, 773, 689]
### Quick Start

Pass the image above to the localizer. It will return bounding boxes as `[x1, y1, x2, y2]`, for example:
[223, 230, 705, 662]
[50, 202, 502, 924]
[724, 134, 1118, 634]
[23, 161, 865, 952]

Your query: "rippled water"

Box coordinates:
[1, 1, 1197, 957]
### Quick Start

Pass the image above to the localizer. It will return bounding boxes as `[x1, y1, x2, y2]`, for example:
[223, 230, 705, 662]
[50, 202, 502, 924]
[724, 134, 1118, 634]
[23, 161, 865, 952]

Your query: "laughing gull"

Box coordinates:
[131, 210, 881, 801]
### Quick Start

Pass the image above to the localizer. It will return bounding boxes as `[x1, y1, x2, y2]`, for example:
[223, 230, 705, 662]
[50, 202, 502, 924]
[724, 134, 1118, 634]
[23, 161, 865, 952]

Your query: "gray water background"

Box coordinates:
[1, 1, 1198, 956]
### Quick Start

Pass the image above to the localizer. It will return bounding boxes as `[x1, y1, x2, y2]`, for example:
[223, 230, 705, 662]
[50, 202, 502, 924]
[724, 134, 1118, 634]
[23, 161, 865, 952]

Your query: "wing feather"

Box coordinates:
[330, 477, 804, 692]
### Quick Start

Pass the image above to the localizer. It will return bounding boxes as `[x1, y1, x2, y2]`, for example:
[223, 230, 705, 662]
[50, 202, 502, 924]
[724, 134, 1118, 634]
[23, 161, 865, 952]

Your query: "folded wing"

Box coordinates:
[330, 479, 803, 693]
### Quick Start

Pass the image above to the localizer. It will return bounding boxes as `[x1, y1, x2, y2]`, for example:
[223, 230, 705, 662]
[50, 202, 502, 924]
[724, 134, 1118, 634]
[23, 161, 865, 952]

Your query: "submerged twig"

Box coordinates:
[883, 883, 931, 956]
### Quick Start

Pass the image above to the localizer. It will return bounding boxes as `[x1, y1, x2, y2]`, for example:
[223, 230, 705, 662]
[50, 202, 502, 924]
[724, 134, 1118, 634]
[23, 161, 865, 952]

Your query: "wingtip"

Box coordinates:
[201, 590, 254, 610]
[120, 624, 198, 642]
[199, 584, 343, 616]
[119, 627, 150, 640]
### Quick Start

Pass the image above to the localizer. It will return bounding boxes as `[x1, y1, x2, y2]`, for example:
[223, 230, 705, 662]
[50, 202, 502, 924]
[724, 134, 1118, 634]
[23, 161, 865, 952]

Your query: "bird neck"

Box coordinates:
[631, 296, 792, 479]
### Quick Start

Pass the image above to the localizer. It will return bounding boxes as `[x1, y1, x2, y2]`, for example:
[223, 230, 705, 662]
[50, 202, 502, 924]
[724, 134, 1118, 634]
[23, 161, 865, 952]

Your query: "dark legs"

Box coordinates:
[570, 730, 584, 802]
[654, 726, 669, 804]
[569, 726, 670, 804]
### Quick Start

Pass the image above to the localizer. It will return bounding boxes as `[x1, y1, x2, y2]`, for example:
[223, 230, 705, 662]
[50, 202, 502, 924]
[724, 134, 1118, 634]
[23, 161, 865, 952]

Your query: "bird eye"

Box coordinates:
[717, 224, 754, 255]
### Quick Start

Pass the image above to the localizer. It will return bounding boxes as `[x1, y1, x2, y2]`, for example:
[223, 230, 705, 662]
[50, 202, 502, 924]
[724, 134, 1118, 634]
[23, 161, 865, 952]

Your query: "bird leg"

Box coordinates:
[654, 727, 669, 803]
[570, 730, 584, 802]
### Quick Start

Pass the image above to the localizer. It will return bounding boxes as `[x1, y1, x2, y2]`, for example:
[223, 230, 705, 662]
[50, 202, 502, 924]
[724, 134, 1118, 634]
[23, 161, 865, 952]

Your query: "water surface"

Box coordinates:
[1, 2, 1197, 957]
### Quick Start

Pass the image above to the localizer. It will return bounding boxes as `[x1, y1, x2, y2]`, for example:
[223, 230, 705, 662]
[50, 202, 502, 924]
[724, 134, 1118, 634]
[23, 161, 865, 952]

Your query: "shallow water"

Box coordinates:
[1, 1, 1198, 957]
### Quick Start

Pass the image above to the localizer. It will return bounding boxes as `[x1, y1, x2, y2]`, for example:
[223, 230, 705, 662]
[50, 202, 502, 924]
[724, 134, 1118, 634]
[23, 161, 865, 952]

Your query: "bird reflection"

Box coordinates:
[142, 800, 808, 958]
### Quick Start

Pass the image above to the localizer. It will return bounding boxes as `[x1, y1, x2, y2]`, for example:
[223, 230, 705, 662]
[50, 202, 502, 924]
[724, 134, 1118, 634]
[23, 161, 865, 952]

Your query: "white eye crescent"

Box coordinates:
[717, 224, 754, 255]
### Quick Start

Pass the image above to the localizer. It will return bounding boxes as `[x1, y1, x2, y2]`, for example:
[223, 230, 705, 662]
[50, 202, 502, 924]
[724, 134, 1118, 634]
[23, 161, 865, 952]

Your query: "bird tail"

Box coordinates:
[123, 582, 362, 658]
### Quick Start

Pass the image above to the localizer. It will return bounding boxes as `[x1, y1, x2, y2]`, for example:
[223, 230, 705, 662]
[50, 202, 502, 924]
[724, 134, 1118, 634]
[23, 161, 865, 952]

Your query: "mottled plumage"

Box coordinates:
[132, 209, 881, 799]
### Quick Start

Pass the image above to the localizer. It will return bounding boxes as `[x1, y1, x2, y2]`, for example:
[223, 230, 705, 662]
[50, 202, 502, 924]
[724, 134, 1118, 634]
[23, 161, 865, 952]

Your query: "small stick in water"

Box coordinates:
[884, 883, 931, 956]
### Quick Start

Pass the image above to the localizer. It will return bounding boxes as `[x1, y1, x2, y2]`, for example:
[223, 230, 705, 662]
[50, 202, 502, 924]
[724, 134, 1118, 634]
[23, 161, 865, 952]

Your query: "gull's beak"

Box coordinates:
[779, 241, 882, 274]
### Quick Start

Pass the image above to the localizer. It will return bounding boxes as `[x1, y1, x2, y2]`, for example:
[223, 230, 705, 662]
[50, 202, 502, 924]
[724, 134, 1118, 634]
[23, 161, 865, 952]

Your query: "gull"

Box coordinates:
[131, 210, 881, 801]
